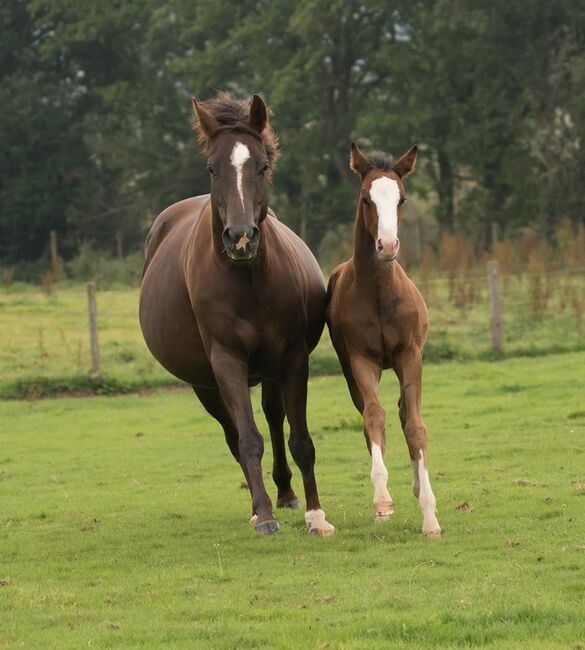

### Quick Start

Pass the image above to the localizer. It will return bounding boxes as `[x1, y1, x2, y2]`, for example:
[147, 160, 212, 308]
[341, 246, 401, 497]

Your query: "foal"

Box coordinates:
[326, 143, 441, 537]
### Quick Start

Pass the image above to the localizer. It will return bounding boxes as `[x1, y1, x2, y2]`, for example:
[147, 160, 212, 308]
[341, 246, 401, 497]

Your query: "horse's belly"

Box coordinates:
[139, 254, 215, 387]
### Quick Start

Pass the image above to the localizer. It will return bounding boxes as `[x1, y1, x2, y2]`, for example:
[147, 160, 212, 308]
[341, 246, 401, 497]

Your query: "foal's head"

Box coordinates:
[193, 92, 279, 262]
[350, 142, 417, 262]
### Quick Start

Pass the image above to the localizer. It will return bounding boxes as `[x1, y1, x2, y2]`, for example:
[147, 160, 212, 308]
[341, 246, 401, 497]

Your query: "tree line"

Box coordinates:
[2, 0, 585, 265]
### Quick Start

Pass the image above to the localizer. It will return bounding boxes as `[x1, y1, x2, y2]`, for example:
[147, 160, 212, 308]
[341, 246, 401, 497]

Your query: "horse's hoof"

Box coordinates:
[374, 500, 394, 522]
[277, 498, 301, 510]
[309, 525, 335, 538]
[255, 519, 280, 536]
[422, 528, 442, 539]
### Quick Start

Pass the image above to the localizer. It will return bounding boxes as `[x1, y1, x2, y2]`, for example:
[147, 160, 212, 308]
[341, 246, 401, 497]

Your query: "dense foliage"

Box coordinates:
[2, 0, 585, 263]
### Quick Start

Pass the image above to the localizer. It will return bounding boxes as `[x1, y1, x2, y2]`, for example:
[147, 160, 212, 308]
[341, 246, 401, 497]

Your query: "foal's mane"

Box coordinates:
[367, 150, 395, 172]
[195, 91, 280, 166]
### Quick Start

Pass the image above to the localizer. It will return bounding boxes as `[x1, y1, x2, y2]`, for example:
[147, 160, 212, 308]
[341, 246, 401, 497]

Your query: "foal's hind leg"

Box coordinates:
[261, 380, 300, 509]
[349, 354, 394, 522]
[393, 346, 441, 538]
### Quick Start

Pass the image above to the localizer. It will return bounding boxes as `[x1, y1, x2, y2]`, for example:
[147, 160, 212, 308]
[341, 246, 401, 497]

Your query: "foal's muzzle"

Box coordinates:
[376, 237, 400, 262]
[222, 225, 260, 261]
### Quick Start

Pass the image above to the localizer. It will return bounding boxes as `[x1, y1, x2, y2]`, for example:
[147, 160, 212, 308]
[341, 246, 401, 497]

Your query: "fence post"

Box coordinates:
[50, 230, 61, 279]
[87, 282, 101, 377]
[487, 260, 503, 353]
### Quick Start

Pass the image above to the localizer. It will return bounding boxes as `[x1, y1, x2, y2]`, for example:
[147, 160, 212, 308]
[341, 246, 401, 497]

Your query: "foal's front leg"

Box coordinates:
[394, 346, 441, 538]
[209, 343, 278, 535]
[349, 354, 394, 521]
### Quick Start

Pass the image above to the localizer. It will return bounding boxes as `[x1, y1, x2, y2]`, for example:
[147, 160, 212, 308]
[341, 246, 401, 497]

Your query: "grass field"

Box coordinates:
[2, 352, 585, 648]
[1, 275, 584, 398]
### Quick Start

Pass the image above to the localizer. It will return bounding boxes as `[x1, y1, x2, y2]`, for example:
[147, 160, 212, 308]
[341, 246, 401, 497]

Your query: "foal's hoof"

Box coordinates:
[374, 500, 394, 523]
[277, 497, 301, 510]
[422, 527, 442, 539]
[255, 518, 280, 536]
[305, 509, 336, 538]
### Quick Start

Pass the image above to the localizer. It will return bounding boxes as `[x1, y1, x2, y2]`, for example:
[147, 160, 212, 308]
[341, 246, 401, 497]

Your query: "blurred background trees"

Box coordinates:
[2, 0, 585, 271]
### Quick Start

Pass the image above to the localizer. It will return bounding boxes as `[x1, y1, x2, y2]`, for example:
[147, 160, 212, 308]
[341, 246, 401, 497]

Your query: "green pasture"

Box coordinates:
[2, 352, 585, 648]
[0, 277, 584, 398]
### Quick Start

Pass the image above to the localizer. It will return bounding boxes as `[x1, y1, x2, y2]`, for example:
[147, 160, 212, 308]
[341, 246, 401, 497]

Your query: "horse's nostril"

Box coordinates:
[377, 239, 384, 252]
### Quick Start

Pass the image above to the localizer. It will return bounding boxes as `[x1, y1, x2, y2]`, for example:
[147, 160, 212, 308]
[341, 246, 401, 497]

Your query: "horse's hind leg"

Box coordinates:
[349, 354, 393, 522]
[261, 381, 300, 509]
[283, 345, 335, 537]
[192, 384, 253, 503]
[393, 346, 441, 538]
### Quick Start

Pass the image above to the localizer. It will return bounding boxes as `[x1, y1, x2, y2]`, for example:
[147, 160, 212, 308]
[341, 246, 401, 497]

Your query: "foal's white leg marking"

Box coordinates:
[230, 142, 251, 210]
[371, 443, 393, 520]
[369, 177, 400, 245]
[304, 509, 335, 537]
[417, 449, 441, 537]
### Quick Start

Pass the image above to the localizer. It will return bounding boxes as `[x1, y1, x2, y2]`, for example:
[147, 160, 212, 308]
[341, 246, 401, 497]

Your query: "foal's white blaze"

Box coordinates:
[371, 443, 393, 517]
[230, 142, 250, 210]
[417, 449, 441, 536]
[369, 177, 400, 251]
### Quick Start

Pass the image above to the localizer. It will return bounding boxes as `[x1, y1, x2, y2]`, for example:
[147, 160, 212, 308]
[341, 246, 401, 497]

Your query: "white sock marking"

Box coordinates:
[304, 509, 335, 535]
[417, 449, 441, 535]
[369, 177, 400, 246]
[230, 142, 250, 211]
[371, 443, 392, 510]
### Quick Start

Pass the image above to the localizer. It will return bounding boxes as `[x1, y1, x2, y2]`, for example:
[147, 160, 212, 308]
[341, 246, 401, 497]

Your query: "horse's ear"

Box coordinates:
[192, 97, 220, 140]
[394, 145, 417, 178]
[350, 142, 371, 177]
[249, 94, 268, 133]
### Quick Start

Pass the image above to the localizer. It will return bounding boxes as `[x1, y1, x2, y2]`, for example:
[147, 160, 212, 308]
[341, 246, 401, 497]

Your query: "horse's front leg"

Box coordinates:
[209, 343, 278, 535]
[349, 354, 394, 522]
[393, 346, 441, 538]
[282, 345, 335, 537]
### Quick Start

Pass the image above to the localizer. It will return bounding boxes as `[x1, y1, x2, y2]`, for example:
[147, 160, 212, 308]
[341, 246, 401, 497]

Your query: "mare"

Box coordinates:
[326, 142, 441, 537]
[139, 93, 334, 536]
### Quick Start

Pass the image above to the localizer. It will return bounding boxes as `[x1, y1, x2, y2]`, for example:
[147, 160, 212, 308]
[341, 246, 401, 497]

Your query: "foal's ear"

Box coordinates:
[192, 97, 220, 140]
[249, 94, 268, 133]
[393, 145, 417, 178]
[349, 142, 372, 177]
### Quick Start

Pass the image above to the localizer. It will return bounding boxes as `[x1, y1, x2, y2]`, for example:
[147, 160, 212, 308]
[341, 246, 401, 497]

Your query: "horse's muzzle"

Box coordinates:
[222, 225, 260, 261]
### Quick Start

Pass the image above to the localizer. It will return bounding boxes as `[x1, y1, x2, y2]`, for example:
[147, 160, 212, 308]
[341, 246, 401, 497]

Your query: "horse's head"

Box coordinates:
[192, 93, 279, 262]
[349, 142, 417, 262]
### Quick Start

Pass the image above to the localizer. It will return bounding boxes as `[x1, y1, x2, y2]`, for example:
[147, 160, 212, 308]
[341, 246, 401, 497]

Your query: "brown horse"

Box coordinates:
[326, 142, 441, 538]
[139, 93, 334, 537]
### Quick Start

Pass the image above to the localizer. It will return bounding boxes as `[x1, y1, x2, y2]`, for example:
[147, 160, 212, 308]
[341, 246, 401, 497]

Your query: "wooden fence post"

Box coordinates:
[87, 282, 101, 376]
[50, 230, 61, 279]
[487, 260, 503, 353]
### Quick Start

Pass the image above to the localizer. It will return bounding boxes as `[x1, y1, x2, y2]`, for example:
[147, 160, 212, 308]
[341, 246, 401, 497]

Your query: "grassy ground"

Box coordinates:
[1, 277, 584, 398]
[1, 352, 584, 648]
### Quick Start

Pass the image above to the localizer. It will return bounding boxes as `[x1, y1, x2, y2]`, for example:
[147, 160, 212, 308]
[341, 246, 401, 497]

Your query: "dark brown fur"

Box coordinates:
[139, 93, 333, 536]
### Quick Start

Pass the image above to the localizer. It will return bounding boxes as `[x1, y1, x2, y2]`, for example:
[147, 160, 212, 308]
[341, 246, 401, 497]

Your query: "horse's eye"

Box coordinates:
[362, 196, 371, 207]
[206, 164, 215, 175]
[258, 162, 269, 176]
[399, 196, 406, 206]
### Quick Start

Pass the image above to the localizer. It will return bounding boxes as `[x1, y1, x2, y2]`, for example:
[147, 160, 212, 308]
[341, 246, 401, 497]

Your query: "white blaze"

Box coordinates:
[230, 142, 250, 210]
[369, 177, 400, 245]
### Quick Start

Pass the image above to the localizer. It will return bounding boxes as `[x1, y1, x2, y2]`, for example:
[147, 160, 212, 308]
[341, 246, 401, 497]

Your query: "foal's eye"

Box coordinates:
[258, 162, 269, 176]
[399, 196, 406, 206]
[362, 196, 371, 207]
[206, 164, 215, 176]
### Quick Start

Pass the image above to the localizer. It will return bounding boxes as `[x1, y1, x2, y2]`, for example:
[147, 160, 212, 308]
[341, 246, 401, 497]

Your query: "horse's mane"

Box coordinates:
[367, 150, 395, 172]
[195, 91, 280, 166]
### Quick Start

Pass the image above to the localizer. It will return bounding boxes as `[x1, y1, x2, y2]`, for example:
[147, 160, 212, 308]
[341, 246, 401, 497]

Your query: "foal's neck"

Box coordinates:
[353, 204, 397, 292]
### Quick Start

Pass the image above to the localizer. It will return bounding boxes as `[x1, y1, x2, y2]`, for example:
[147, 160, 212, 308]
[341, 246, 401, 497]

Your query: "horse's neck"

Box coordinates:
[352, 205, 397, 293]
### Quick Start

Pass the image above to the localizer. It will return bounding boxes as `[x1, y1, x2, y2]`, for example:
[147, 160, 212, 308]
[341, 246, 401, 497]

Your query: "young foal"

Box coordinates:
[326, 143, 441, 538]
